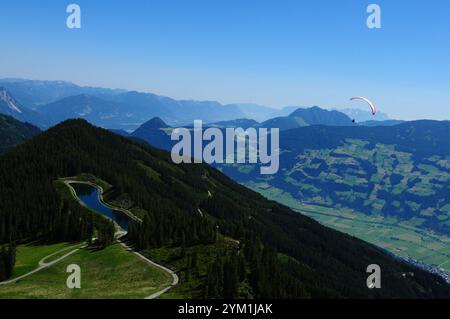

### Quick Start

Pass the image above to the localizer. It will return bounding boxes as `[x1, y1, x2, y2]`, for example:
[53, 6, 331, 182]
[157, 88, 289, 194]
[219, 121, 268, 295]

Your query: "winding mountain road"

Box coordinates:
[0, 180, 179, 299]
[64, 180, 179, 299]
[0, 244, 86, 286]
[117, 233, 179, 299]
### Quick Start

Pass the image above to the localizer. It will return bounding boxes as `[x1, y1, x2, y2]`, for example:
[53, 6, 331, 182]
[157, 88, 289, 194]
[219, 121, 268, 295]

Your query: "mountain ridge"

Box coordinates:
[220, 120, 450, 235]
[0, 88, 49, 128]
[1, 79, 404, 131]
[0, 114, 41, 153]
[260, 106, 353, 130]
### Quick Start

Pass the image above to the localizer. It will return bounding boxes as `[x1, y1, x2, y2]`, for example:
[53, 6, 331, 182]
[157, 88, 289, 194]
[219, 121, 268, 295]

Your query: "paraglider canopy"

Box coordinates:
[350, 96, 377, 116]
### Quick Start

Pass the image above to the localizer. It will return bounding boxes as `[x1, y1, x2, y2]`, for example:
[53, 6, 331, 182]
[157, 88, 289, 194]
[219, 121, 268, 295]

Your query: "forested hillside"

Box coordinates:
[0, 120, 449, 297]
[221, 121, 450, 235]
[0, 114, 41, 154]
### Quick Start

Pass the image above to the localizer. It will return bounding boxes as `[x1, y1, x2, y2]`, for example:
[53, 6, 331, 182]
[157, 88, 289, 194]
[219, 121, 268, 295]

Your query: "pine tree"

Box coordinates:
[191, 251, 198, 276]
[223, 252, 239, 299]
[185, 254, 192, 282]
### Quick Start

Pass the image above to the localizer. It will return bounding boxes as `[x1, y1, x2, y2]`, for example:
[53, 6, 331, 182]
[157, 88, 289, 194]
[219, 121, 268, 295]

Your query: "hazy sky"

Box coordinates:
[0, 0, 449, 120]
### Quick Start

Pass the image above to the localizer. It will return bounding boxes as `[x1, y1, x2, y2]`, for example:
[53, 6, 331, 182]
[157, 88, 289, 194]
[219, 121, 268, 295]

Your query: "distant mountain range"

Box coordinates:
[39, 94, 130, 128]
[112, 106, 356, 151]
[0, 78, 124, 108]
[339, 108, 391, 122]
[103, 105, 412, 156]
[207, 118, 260, 128]
[0, 87, 49, 128]
[0, 79, 399, 131]
[227, 104, 298, 122]
[0, 79, 245, 129]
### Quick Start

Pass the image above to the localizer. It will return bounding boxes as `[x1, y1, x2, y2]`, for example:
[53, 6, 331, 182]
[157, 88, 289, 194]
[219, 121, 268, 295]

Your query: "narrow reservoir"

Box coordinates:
[69, 182, 130, 230]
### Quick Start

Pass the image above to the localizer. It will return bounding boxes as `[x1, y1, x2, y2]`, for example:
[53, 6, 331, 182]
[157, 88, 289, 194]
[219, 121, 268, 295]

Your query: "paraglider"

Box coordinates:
[350, 96, 377, 115]
[349, 96, 377, 123]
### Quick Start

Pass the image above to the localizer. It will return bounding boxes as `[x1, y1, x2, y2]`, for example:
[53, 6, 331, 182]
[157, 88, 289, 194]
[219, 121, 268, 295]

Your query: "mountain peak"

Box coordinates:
[289, 106, 335, 116]
[0, 87, 23, 113]
[260, 106, 353, 130]
[139, 117, 168, 129]
[289, 106, 352, 126]
[131, 117, 171, 151]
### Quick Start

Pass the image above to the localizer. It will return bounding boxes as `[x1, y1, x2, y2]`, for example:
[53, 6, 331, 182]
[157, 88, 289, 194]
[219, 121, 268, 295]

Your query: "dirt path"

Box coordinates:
[64, 180, 179, 299]
[117, 234, 179, 299]
[0, 244, 86, 286]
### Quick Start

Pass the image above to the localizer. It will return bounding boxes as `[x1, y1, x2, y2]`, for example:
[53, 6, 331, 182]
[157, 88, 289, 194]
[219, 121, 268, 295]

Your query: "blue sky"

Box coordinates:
[0, 0, 449, 120]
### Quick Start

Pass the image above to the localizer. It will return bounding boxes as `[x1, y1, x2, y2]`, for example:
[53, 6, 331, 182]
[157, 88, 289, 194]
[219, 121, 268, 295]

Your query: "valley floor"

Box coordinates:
[249, 185, 450, 277]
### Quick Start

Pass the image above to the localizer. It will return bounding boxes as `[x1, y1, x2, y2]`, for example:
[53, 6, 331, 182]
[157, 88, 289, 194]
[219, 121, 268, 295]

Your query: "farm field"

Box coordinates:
[249, 184, 450, 275]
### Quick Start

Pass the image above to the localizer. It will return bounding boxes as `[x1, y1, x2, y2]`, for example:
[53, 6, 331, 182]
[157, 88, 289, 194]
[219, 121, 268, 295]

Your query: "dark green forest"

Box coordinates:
[0, 114, 41, 154]
[0, 244, 15, 281]
[0, 119, 449, 298]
